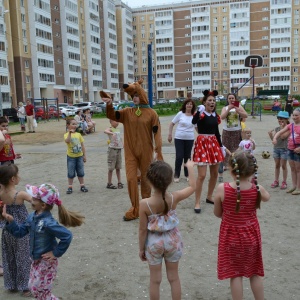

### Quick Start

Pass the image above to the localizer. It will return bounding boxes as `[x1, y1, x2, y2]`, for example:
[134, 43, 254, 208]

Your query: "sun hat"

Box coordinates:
[26, 183, 62, 206]
[277, 111, 289, 119]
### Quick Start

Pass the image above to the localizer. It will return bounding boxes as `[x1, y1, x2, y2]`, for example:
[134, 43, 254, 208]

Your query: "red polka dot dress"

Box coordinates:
[217, 183, 264, 280]
[192, 111, 224, 165]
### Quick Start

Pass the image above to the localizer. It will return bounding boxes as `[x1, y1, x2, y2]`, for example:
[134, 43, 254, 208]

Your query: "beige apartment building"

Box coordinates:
[0, 0, 299, 110]
[132, 0, 300, 99]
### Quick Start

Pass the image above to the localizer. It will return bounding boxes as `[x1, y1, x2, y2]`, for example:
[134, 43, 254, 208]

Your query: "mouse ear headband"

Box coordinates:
[203, 90, 218, 97]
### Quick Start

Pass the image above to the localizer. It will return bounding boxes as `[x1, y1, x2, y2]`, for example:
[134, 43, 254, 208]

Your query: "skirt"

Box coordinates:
[193, 135, 224, 165]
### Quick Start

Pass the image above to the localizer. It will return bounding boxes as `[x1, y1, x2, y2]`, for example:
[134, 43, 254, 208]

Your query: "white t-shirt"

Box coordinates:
[17, 106, 26, 118]
[171, 111, 195, 140]
[222, 106, 241, 131]
[239, 139, 255, 154]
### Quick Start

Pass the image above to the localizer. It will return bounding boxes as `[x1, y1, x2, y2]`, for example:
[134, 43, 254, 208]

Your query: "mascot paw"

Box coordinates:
[100, 91, 111, 99]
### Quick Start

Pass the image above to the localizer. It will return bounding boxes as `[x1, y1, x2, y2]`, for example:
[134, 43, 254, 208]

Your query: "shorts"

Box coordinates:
[273, 148, 288, 160]
[107, 148, 122, 171]
[287, 150, 300, 162]
[67, 155, 85, 178]
[145, 227, 183, 265]
[0, 160, 14, 166]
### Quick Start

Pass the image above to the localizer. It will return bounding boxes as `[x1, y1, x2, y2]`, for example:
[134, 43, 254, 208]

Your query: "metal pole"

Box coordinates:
[251, 66, 255, 116]
[147, 43, 153, 107]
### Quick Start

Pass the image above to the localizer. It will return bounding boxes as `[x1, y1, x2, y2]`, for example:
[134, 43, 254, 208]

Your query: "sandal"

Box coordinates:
[287, 187, 296, 193]
[66, 187, 73, 194]
[80, 186, 88, 192]
[271, 180, 279, 188]
[106, 183, 117, 189]
[118, 183, 124, 189]
[291, 189, 300, 195]
[280, 181, 287, 190]
[21, 290, 32, 297]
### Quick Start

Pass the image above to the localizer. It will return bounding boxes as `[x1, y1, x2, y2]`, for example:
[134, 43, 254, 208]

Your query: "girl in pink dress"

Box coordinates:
[214, 151, 270, 300]
[139, 160, 196, 300]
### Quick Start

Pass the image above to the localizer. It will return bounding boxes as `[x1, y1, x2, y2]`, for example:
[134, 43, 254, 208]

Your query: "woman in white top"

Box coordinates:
[221, 94, 248, 168]
[168, 99, 196, 182]
[17, 102, 26, 130]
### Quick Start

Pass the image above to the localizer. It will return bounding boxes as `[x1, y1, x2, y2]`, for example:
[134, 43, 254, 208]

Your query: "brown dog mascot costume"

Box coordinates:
[100, 79, 163, 221]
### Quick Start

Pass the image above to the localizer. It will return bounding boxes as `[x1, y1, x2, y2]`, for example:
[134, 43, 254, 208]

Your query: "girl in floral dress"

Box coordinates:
[214, 151, 270, 300]
[2, 183, 84, 300]
[0, 164, 32, 297]
[192, 90, 224, 213]
[139, 160, 196, 300]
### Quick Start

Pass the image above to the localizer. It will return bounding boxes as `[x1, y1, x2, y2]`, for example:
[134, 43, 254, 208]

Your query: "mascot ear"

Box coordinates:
[138, 78, 144, 85]
[203, 90, 209, 97]
[213, 90, 218, 97]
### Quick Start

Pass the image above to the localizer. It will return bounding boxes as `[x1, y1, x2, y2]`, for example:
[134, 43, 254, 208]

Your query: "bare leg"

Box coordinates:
[68, 178, 74, 186]
[274, 158, 280, 181]
[116, 169, 121, 183]
[78, 177, 85, 185]
[206, 164, 219, 202]
[281, 159, 288, 182]
[288, 160, 297, 188]
[165, 261, 181, 300]
[295, 161, 300, 189]
[250, 275, 264, 300]
[195, 166, 207, 209]
[108, 170, 113, 184]
[230, 277, 243, 300]
[148, 264, 162, 300]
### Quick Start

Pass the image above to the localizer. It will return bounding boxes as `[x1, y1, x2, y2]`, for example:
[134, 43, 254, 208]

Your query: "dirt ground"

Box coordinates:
[0, 115, 299, 299]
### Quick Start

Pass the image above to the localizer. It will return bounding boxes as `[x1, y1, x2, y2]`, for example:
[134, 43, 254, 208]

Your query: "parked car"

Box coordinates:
[168, 99, 178, 104]
[72, 102, 97, 113]
[157, 98, 167, 104]
[117, 101, 134, 110]
[59, 106, 77, 117]
[96, 102, 107, 113]
[3, 108, 19, 122]
[176, 97, 186, 102]
[255, 95, 268, 100]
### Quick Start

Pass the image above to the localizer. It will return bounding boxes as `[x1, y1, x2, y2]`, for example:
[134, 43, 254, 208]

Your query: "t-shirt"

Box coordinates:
[273, 126, 288, 149]
[64, 132, 84, 157]
[17, 106, 26, 118]
[239, 139, 255, 154]
[223, 106, 241, 131]
[171, 111, 195, 140]
[0, 134, 16, 162]
[25, 104, 34, 116]
[287, 123, 300, 150]
[108, 127, 123, 149]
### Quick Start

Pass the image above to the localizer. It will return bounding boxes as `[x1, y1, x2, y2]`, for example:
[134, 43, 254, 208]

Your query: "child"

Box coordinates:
[268, 111, 289, 189]
[104, 119, 124, 189]
[273, 107, 300, 194]
[64, 118, 88, 194]
[2, 183, 84, 300]
[139, 160, 196, 300]
[0, 164, 32, 296]
[238, 128, 256, 154]
[214, 151, 270, 300]
[218, 146, 231, 183]
[0, 116, 21, 165]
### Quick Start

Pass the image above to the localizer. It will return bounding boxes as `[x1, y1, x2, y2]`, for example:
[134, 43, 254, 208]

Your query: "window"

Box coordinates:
[222, 7, 227, 12]
[26, 76, 30, 83]
[25, 60, 29, 68]
[293, 77, 298, 82]
[27, 91, 31, 98]
[24, 45, 28, 53]
[21, 13, 25, 22]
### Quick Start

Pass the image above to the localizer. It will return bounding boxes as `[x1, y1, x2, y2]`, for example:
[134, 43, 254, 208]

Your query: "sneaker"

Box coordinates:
[280, 181, 287, 190]
[271, 180, 279, 188]
[174, 178, 179, 183]
[80, 186, 88, 192]
[66, 187, 73, 194]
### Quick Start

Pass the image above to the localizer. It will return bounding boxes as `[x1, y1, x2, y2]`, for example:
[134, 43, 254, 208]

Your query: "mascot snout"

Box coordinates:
[123, 84, 129, 89]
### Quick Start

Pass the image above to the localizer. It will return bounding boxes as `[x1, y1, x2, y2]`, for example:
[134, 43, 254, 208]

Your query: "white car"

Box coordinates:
[59, 106, 77, 117]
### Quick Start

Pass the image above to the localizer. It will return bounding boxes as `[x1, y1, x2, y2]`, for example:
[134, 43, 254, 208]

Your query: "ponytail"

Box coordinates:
[58, 204, 85, 227]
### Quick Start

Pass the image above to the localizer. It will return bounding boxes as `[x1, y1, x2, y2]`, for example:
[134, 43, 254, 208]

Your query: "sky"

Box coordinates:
[125, 0, 193, 8]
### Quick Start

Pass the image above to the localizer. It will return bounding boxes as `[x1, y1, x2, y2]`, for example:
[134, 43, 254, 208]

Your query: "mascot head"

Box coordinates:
[123, 78, 148, 105]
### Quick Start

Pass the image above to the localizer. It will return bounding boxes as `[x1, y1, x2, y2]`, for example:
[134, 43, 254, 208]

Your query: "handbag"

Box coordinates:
[33, 118, 37, 128]
[291, 124, 300, 155]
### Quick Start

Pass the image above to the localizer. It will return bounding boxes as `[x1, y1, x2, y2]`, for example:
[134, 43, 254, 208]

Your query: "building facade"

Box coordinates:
[0, 0, 299, 109]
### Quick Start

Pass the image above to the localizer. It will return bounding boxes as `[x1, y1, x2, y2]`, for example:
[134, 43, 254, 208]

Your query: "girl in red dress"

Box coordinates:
[214, 151, 270, 300]
[192, 90, 224, 213]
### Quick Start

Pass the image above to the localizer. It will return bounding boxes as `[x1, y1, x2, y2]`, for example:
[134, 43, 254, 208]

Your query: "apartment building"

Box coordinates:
[1, 0, 300, 110]
[132, 0, 300, 99]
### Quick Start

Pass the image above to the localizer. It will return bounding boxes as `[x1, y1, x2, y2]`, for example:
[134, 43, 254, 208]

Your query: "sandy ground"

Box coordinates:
[0, 114, 300, 300]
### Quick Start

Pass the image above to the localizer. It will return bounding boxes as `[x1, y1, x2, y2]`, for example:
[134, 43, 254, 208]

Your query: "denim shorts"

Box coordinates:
[273, 148, 288, 160]
[287, 150, 300, 162]
[67, 155, 84, 178]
